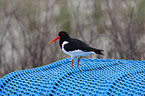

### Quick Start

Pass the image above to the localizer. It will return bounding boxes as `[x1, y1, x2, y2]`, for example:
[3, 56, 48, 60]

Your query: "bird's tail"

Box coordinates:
[91, 48, 104, 55]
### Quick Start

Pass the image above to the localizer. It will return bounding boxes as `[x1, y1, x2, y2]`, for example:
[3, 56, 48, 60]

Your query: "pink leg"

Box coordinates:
[77, 57, 81, 68]
[72, 59, 74, 68]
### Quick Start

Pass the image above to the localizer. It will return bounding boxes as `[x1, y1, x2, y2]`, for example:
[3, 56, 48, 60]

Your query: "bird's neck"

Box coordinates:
[59, 38, 70, 49]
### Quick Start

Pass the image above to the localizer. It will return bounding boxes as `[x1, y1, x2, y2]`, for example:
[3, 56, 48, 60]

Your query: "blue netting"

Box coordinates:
[0, 58, 145, 95]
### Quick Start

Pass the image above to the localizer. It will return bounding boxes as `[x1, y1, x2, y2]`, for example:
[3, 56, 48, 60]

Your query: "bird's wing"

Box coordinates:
[64, 38, 92, 52]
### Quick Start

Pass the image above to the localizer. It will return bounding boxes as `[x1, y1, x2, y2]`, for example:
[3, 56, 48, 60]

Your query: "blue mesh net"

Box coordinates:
[0, 58, 145, 95]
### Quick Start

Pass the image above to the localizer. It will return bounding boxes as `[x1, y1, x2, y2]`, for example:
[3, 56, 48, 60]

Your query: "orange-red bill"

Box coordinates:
[49, 36, 60, 44]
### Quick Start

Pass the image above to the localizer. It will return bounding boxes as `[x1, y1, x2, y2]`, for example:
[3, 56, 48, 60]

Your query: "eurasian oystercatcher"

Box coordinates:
[49, 31, 104, 68]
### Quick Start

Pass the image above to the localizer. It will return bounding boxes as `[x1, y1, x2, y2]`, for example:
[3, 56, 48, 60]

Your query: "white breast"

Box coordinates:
[62, 41, 70, 55]
[61, 41, 94, 59]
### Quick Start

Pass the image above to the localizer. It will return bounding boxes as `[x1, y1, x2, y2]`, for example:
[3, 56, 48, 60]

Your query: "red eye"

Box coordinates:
[61, 33, 63, 35]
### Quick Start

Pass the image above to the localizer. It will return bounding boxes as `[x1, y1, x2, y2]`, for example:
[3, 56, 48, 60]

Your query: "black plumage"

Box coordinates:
[49, 31, 104, 68]
[59, 31, 104, 55]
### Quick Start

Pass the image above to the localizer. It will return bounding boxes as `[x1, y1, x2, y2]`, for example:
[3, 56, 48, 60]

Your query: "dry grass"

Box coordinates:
[0, 0, 145, 77]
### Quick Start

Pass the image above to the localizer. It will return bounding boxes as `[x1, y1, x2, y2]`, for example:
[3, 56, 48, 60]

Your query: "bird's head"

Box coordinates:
[49, 31, 70, 44]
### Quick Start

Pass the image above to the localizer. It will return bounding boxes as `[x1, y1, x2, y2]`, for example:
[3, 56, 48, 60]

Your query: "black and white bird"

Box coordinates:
[49, 31, 104, 68]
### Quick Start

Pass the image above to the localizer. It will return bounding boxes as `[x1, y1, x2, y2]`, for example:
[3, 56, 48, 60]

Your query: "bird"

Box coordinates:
[49, 31, 104, 68]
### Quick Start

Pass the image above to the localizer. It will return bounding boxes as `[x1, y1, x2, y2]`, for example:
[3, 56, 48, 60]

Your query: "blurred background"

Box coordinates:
[0, 0, 145, 77]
